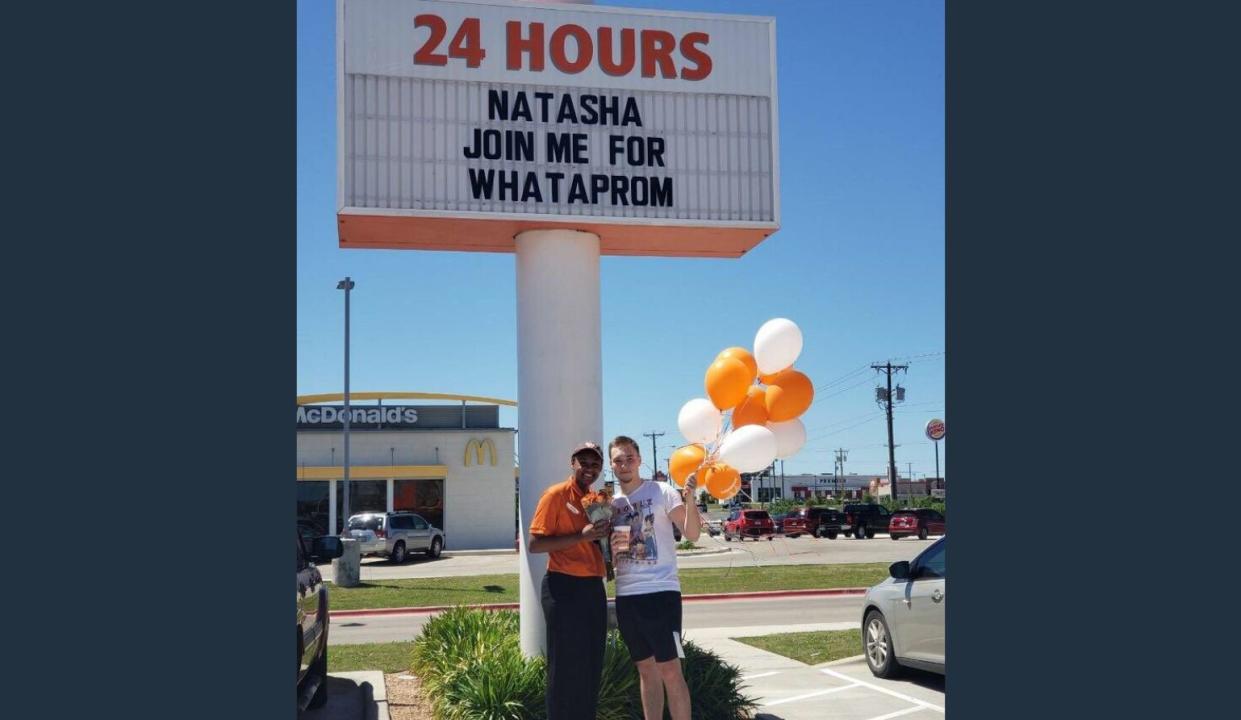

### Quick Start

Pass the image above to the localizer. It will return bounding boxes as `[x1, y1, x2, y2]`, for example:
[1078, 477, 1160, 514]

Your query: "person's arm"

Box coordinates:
[668, 476, 702, 542]
[528, 521, 610, 554]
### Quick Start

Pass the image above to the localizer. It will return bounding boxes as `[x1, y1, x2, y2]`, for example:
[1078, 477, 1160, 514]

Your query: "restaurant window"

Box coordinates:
[335, 480, 387, 534]
[297, 481, 331, 537]
[395, 478, 444, 531]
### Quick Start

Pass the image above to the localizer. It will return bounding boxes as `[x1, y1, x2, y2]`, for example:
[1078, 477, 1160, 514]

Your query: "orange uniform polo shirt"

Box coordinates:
[529, 476, 606, 578]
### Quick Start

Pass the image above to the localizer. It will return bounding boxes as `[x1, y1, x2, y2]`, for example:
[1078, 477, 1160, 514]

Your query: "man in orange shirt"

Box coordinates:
[528, 441, 611, 720]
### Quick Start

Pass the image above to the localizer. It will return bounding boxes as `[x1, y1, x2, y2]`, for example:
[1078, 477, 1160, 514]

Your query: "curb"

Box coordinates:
[332, 587, 867, 618]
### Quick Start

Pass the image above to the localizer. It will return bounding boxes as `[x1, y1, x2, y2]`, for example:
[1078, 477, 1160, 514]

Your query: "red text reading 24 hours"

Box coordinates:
[414, 15, 713, 81]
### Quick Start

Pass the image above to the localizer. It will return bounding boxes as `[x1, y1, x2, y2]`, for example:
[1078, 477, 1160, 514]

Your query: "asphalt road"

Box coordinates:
[329, 593, 866, 646]
[318, 533, 941, 581]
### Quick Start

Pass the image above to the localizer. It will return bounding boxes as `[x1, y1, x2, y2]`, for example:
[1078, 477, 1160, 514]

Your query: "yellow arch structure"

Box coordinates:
[296, 391, 516, 407]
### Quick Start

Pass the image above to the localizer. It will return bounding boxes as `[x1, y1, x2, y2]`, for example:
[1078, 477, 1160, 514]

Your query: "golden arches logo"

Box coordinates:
[464, 438, 497, 467]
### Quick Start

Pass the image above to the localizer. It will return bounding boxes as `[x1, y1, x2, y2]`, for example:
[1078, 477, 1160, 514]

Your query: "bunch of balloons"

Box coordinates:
[670, 318, 814, 501]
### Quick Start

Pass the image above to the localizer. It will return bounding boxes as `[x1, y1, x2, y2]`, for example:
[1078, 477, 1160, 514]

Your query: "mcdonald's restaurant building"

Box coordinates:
[296, 394, 516, 550]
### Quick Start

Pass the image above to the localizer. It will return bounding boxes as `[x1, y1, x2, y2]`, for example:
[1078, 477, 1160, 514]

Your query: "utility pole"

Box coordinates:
[834, 448, 848, 497]
[643, 431, 665, 484]
[337, 277, 355, 533]
[872, 362, 908, 504]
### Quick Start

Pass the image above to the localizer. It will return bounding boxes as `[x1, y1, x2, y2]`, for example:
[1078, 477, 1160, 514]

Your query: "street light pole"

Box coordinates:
[337, 277, 355, 534]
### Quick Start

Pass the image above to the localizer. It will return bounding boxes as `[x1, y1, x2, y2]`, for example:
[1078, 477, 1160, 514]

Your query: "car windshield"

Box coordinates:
[347, 516, 383, 530]
[744, 511, 771, 520]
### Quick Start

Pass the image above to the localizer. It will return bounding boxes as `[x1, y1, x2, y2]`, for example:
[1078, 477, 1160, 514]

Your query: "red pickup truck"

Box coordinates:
[724, 508, 776, 541]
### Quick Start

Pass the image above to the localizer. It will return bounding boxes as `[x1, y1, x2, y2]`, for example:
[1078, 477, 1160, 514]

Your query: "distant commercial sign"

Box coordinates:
[337, 0, 779, 257]
[925, 418, 946, 441]
[297, 405, 419, 428]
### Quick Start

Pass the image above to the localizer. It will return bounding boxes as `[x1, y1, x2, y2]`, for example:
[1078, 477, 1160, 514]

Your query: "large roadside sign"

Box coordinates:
[925, 418, 946, 441]
[338, 0, 779, 257]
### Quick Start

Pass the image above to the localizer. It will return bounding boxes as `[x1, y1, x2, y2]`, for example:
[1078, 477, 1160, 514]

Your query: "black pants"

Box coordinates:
[541, 571, 607, 720]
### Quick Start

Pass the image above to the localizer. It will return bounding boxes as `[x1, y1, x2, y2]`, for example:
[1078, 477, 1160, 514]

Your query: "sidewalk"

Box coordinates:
[299, 671, 388, 720]
[310, 625, 943, 720]
[688, 623, 946, 720]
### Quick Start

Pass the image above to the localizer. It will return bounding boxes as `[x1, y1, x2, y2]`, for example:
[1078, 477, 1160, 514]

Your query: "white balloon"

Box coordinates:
[767, 419, 807, 459]
[753, 318, 804, 375]
[678, 398, 722, 445]
[717, 424, 778, 474]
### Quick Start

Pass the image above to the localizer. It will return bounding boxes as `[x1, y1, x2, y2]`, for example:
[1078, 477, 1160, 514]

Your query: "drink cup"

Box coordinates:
[612, 525, 631, 554]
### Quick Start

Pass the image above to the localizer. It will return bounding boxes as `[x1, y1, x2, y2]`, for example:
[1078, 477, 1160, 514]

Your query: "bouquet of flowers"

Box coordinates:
[581, 488, 616, 581]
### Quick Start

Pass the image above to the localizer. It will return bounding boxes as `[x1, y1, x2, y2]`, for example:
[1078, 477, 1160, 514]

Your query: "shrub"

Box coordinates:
[409, 608, 758, 720]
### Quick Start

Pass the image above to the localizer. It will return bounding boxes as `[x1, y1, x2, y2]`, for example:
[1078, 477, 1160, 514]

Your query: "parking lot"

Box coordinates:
[316, 532, 941, 581]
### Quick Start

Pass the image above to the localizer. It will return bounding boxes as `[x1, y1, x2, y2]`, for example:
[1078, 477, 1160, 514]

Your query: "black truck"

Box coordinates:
[842, 503, 893, 539]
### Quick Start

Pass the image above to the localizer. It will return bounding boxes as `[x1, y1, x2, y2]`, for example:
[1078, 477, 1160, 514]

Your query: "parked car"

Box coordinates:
[777, 511, 809, 538]
[792, 507, 849, 539]
[888, 509, 946, 540]
[842, 503, 893, 539]
[723, 508, 775, 541]
[297, 531, 343, 711]
[297, 520, 326, 550]
[345, 511, 445, 563]
[704, 519, 723, 537]
[861, 536, 945, 678]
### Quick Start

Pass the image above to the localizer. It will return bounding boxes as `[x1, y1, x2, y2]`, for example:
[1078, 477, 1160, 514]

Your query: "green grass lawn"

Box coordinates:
[732, 630, 861, 666]
[327, 563, 888, 611]
[328, 641, 417, 673]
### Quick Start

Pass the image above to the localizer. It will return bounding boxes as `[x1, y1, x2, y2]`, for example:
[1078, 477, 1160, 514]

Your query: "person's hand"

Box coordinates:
[683, 474, 697, 502]
[582, 519, 610, 541]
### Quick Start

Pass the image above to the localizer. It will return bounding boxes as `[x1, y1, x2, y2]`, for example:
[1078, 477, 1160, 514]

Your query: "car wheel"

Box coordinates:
[854, 525, 866, 539]
[826, 531, 838, 540]
[865, 529, 876, 539]
[918, 527, 928, 540]
[390, 541, 407, 564]
[864, 611, 902, 679]
[724, 532, 732, 542]
[428, 536, 443, 559]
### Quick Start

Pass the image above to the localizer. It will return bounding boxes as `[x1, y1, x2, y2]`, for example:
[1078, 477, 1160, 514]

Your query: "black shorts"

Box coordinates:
[615, 591, 684, 663]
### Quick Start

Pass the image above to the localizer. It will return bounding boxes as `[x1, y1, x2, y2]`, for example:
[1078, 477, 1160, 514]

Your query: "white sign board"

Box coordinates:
[338, 0, 779, 257]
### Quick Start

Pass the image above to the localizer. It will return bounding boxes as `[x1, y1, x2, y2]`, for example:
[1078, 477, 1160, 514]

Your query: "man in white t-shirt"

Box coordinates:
[607, 435, 701, 720]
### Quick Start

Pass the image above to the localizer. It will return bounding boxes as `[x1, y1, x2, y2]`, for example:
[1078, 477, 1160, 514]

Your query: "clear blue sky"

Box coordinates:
[297, 0, 944, 482]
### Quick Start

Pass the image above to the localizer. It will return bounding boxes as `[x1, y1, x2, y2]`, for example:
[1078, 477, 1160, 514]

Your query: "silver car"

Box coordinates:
[346, 511, 445, 563]
[860, 536, 945, 677]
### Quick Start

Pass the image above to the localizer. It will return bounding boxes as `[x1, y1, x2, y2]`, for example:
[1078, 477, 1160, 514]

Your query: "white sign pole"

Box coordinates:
[515, 229, 603, 657]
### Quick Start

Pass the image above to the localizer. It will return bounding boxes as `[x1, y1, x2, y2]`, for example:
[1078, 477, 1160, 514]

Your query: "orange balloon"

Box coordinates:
[764, 369, 815, 421]
[731, 385, 769, 429]
[669, 444, 706, 487]
[758, 371, 780, 385]
[705, 356, 752, 410]
[703, 463, 741, 500]
[716, 347, 758, 381]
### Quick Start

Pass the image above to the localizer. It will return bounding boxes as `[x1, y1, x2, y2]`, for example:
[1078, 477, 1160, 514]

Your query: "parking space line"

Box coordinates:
[862, 707, 925, 720]
[742, 671, 782, 681]
[762, 683, 861, 707]
[819, 669, 945, 713]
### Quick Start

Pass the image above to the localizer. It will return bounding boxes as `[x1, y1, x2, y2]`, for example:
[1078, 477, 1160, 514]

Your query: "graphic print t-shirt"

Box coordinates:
[611, 480, 684, 596]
